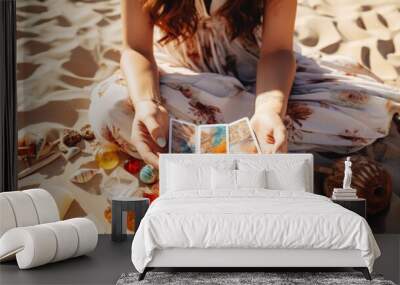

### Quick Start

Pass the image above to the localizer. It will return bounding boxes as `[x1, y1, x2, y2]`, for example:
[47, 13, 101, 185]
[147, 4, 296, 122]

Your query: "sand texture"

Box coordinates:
[16, 0, 400, 233]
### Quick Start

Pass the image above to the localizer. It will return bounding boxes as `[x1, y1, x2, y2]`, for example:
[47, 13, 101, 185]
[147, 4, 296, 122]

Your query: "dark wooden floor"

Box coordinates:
[1, 234, 398, 284]
[0, 235, 134, 285]
[0, 236, 364, 285]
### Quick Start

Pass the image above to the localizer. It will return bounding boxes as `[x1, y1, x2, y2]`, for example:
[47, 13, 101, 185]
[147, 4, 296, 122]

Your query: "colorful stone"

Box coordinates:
[139, 165, 158, 184]
[95, 144, 119, 170]
[143, 182, 159, 203]
[124, 159, 142, 175]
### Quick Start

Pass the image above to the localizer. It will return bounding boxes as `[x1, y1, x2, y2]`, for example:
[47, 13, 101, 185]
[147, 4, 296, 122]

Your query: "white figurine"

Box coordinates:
[342, 156, 352, 189]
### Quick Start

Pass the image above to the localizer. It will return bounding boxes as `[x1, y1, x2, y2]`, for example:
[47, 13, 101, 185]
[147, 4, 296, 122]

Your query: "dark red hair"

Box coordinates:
[143, 0, 264, 44]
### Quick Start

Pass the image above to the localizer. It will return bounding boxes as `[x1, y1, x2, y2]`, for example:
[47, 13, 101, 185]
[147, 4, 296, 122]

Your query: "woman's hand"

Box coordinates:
[251, 110, 288, 154]
[131, 100, 169, 168]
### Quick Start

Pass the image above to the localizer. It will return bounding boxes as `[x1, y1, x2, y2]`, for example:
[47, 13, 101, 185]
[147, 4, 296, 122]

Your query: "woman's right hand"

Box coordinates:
[131, 100, 169, 168]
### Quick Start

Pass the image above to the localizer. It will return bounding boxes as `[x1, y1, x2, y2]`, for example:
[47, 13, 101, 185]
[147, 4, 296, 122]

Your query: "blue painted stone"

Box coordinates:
[139, 164, 158, 184]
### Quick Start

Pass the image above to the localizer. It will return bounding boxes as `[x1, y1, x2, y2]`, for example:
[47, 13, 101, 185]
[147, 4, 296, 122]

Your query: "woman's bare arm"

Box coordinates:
[120, 0, 168, 167]
[121, 0, 158, 104]
[252, 0, 297, 153]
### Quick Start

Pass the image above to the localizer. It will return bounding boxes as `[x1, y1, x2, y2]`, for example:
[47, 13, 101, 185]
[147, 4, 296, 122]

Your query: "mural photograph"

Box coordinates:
[16, 0, 400, 234]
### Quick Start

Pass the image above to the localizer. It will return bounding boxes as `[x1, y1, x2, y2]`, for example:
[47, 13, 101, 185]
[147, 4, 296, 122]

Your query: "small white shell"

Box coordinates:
[70, 168, 99, 184]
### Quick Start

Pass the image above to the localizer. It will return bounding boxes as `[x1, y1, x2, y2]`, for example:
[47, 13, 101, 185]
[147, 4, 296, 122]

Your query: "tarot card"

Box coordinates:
[228, 117, 260, 154]
[198, 124, 228, 154]
[169, 119, 197, 153]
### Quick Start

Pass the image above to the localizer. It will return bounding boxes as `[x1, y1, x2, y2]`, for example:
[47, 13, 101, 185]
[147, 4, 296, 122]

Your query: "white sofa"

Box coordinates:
[0, 189, 98, 269]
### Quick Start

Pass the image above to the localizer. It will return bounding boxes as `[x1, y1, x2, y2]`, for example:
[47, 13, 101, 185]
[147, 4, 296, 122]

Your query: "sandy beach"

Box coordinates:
[16, 0, 400, 233]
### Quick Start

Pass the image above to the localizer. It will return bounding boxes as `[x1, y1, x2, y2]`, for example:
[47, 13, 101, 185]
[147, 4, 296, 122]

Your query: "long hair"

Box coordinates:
[143, 0, 264, 45]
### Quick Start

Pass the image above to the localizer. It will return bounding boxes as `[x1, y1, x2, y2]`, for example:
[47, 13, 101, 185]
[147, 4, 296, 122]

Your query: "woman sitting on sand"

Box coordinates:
[89, 0, 399, 168]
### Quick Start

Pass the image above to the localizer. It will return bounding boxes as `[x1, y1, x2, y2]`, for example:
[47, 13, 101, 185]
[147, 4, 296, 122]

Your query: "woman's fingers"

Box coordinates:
[253, 126, 274, 154]
[280, 140, 289, 153]
[275, 139, 288, 153]
[259, 133, 275, 154]
[143, 115, 168, 148]
[131, 120, 163, 168]
[251, 112, 288, 154]
[273, 127, 287, 153]
[156, 107, 169, 147]
[261, 143, 274, 154]
[134, 139, 160, 168]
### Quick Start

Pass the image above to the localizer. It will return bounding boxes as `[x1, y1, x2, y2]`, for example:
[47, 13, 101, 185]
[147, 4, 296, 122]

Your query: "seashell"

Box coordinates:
[323, 155, 392, 215]
[18, 128, 61, 161]
[18, 132, 39, 160]
[139, 165, 158, 184]
[36, 138, 60, 160]
[18, 132, 35, 145]
[63, 129, 82, 147]
[18, 144, 36, 160]
[65, 147, 81, 160]
[18, 152, 62, 179]
[124, 158, 142, 175]
[70, 168, 99, 184]
[80, 124, 95, 141]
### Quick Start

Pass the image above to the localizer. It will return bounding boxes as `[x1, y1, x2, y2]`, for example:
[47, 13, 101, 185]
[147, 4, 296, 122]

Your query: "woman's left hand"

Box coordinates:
[251, 110, 288, 154]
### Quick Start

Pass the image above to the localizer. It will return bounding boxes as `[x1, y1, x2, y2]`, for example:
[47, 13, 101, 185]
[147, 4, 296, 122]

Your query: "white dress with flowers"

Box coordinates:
[89, 0, 400, 157]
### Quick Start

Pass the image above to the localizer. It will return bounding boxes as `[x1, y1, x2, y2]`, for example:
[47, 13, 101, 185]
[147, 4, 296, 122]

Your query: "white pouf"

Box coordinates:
[0, 218, 98, 269]
[0, 189, 59, 236]
[24, 188, 60, 223]
[0, 196, 17, 237]
[0, 189, 98, 269]
[1, 191, 40, 227]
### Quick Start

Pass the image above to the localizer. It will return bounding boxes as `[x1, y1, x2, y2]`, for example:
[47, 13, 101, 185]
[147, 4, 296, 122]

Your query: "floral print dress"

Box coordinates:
[89, 0, 400, 158]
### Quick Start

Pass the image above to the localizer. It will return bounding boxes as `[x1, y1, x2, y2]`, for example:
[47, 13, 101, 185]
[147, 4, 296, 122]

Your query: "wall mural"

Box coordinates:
[16, 0, 400, 233]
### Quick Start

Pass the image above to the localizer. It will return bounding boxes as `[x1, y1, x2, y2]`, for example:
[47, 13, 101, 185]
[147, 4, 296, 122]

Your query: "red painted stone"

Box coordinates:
[144, 183, 159, 203]
[143, 192, 158, 203]
[124, 159, 141, 175]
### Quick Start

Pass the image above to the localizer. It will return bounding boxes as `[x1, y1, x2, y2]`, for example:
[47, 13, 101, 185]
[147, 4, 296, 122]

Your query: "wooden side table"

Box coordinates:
[111, 197, 150, 242]
[332, 198, 366, 219]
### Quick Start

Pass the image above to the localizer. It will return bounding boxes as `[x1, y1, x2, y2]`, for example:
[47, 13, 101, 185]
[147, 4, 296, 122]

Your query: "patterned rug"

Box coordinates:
[116, 271, 395, 285]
